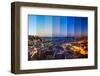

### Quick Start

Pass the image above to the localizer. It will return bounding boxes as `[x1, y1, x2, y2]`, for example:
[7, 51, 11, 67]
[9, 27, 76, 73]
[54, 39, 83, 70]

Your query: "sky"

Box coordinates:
[28, 15, 88, 37]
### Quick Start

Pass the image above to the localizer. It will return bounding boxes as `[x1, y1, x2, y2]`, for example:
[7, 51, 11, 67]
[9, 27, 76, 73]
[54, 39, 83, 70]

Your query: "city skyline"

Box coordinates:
[28, 15, 88, 37]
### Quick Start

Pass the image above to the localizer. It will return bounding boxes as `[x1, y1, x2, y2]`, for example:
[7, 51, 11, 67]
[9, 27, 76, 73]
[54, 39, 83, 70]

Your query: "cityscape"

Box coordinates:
[28, 15, 88, 60]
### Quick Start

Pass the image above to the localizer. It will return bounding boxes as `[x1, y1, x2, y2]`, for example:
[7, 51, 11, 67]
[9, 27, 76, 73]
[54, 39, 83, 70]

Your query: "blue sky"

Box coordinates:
[28, 15, 88, 37]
